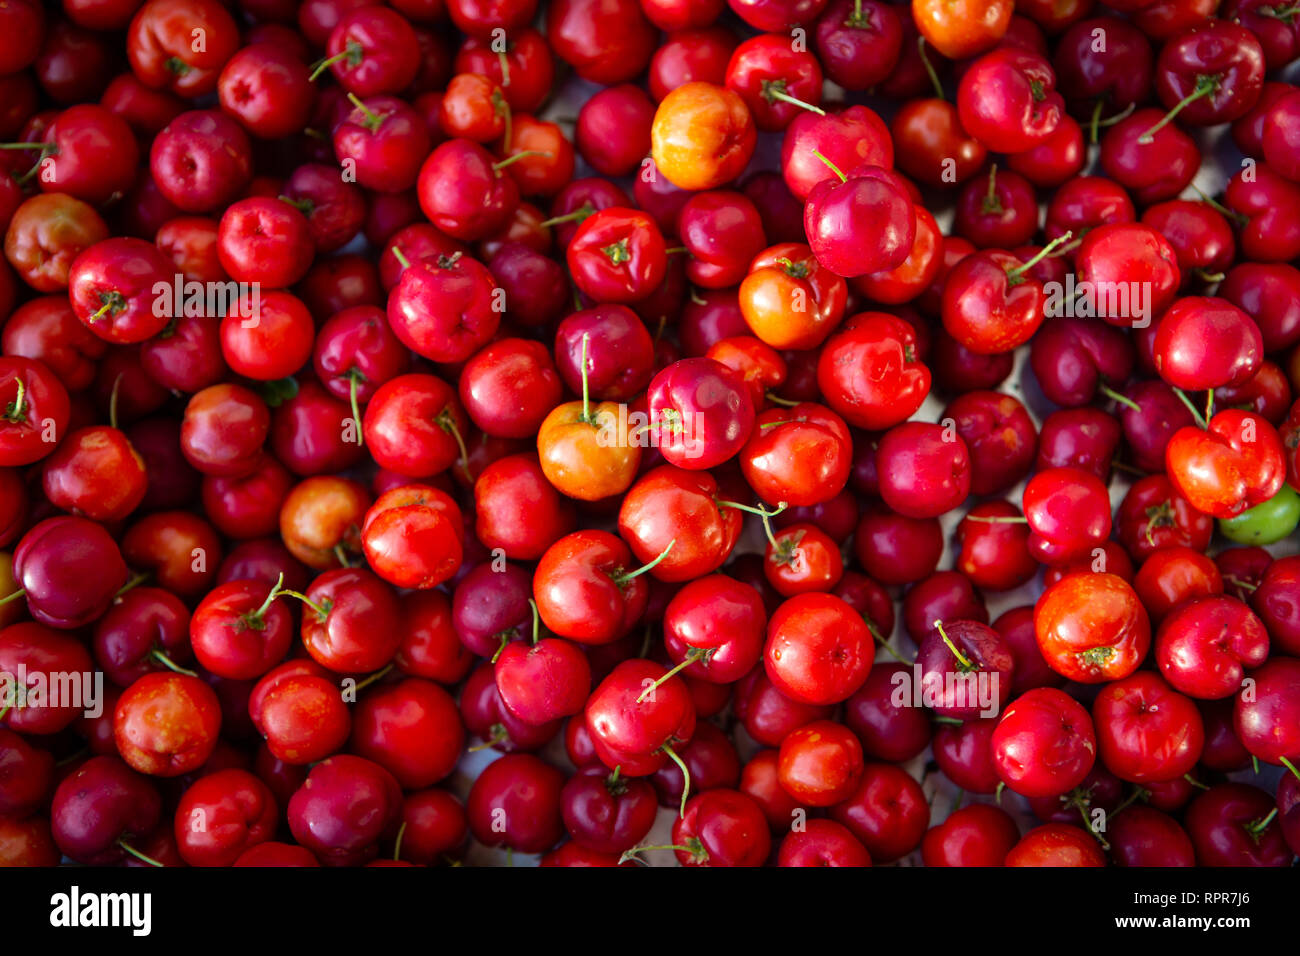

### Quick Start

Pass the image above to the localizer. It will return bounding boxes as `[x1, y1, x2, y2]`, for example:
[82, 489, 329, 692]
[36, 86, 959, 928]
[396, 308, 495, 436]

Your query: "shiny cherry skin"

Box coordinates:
[584, 658, 696, 777]
[764, 592, 872, 706]
[1156, 596, 1269, 700]
[992, 687, 1096, 798]
[13, 516, 128, 629]
[922, 803, 1020, 866]
[663, 574, 766, 684]
[1035, 573, 1150, 684]
[876, 421, 971, 520]
[50, 756, 161, 865]
[816, 312, 930, 431]
[114, 672, 222, 778]
[828, 763, 929, 864]
[1183, 783, 1291, 866]
[1234, 656, 1300, 768]
[350, 678, 463, 789]
[173, 768, 277, 867]
[1166, 409, 1286, 519]
[287, 754, 403, 866]
[1093, 672, 1204, 784]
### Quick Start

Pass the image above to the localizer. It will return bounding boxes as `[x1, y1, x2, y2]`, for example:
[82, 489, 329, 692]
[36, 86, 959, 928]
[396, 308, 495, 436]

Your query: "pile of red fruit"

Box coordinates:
[0, 0, 1299, 870]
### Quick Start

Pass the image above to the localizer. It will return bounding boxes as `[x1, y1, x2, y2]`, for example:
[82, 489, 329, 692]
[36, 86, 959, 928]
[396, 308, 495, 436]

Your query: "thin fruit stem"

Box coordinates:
[345, 93, 382, 129]
[933, 620, 973, 670]
[917, 36, 944, 101]
[3, 377, 26, 423]
[1137, 77, 1217, 144]
[614, 539, 676, 584]
[253, 572, 286, 619]
[811, 148, 847, 183]
[1110, 786, 1149, 817]
[867, 620, 913, 665]
[150, 650, 198, 678]
[660, 741, 691, 819]
[538, 202, 594, 228]
[580, 332, 591, 422]
[1189, 183, 1246, 224]
[117, 840, 163, 868]
[1247, 807, 1278, 835]
[1098, 384, 1141, 412]
[1171, 387, 1209, 429]
[618, 844, 692, 866]
[492, 149, 551, 171]
[765, 87, 824, 115]
[353, 664, 393, 695]
[390, 246, 412, 270]
[109, 373, 124, 430]
[436, 408, 472, 481]
[0, 588, 26, 608]
[349, 372, 364, 448]
[636, 648, 707, 703]
[278, 587, 330, 621]
[114, 572, 150, 597]
[307, 43, 360, 82]
[392, 821, 407, 862]
[1006, 231, 1073, 280]
[1090, 96, 1105, 144]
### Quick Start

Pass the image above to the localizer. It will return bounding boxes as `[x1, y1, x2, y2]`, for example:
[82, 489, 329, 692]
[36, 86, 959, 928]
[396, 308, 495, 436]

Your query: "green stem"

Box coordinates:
[579, 332, 591, 423]
[345, 93, 383, 131]
[867, 620, 913, 665]
[1137, 76, 1218, 144]
[114, 572, 149, 597]
[308, 41, 363, 81]
[716, 499, 788, 549]
[613, 540, 676, 585]
[811, 148, 847, 183]
[279, 587, 331, 621]
[763, 85, 824, 116]
[660, 741, 691, 819]
[353, 664, 393, 695]
[917, 36, 944, 101]
[764, 391, 800, 407]
[348, 372, 364, 448]
[618, 844, 693, 866]
[636, 648, 709, 703]
[538, 202, 594, 229]
[492, 149, 551, 171]
[117, 840, 163, 868]
[150, 650, 198, 678]
[1171, 387, 1209, 430]
[392, 821, 407, 862]
[108, 373, 124, 431]
[1005, 231, 1073, 282]
[1098, 384, 1141, 412]
[933, 620, 974, 670]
